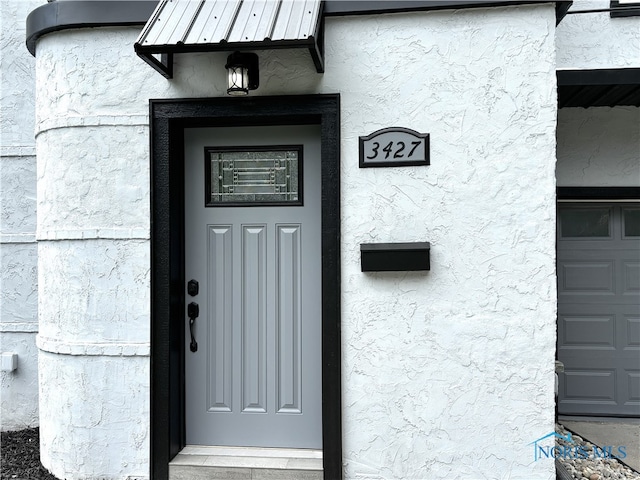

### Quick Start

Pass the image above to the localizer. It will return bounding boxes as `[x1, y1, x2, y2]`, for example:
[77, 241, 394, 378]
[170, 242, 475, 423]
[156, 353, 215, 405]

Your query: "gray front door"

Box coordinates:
[557, 202, 640, 416]
[184, 125, 322, 447]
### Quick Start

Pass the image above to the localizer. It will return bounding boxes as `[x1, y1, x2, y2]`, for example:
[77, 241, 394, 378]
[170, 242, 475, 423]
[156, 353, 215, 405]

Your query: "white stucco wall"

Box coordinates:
[556, 0, 640, 69]
[326, 8, 557, 479]
[33, 3, 557, 479]
[0, 0, 44, 431]
[557, 106, 640, 187]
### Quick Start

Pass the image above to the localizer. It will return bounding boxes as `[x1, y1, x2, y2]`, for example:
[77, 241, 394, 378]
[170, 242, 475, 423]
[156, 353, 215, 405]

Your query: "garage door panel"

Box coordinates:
[561, 369, 617, 402]
[559, 308, 640, 357]
[625, 371, 640, 404]
[559, 260, 615, 294]
[557, 203, 640, 417]
[558, 314, 616, 350]
[624, 316, 640, 349]
[558, 402, 639, 416]
[624, 261, 640, 293]
[558, 245, 621, 255]
[558, 260, 639, 305]
[559, 350, 618, 368]
[559, 369, 640, 416]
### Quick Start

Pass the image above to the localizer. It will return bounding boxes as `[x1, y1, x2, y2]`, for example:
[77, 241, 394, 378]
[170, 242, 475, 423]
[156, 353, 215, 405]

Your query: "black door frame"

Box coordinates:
[150, 94, 342, 479]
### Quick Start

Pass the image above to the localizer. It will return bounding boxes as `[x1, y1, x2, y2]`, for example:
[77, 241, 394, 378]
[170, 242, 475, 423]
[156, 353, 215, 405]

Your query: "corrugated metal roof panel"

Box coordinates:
[298, 0, 322, 39]
[137, 0, 321, 46]
[274, 1, 308, 40]
[135, 0, 324, 77]
[235, 1, 279, 42]
[142, 0, 202, 46]
[186, 0, 241, 44]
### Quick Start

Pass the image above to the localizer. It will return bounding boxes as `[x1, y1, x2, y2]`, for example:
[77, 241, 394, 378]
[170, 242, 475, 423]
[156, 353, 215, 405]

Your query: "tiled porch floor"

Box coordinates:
[169, 445, 323, 480]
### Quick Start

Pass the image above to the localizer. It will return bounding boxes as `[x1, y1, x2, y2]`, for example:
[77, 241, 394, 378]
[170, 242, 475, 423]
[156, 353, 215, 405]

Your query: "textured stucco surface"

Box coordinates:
[323, 9, 558, 479]
[0, 331, 39, 429]
[0, 0, 44, 431]
[38, 351, 149, 478]
[1, 242, 38, 327]
[557, 106, 640, 187]
[32, 4, 559, 479]
[556, 0, 640, 69]
[36, 126, 150, 234]
[37, 239, 150, 352]
[1, 0, 44, 152]
[1, 156, 37, 235]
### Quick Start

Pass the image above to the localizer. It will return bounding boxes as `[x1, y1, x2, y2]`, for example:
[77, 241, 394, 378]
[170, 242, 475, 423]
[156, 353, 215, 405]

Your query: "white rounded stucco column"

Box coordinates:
[34, 26, 152, 479]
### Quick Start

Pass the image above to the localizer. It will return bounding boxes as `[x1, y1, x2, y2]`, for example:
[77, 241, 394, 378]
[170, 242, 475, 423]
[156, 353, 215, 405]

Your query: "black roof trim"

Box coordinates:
[610, 0, 640, 18]
[557, 68, 640, 108]
[555, 1, 573, 22]
[26, 1, 157, 56]
[26, 0, 571, 56]
[325, 1, 572, 26]
[557, 187, 640, 200]
[558, 68, 640, 86]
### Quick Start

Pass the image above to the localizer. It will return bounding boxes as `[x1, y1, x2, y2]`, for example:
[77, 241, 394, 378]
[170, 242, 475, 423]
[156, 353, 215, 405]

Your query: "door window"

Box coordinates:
[206, 146, 302, 206]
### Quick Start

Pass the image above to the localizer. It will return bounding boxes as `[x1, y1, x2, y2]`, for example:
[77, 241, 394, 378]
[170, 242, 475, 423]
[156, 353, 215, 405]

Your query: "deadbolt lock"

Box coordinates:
[187, 279, 199, 297]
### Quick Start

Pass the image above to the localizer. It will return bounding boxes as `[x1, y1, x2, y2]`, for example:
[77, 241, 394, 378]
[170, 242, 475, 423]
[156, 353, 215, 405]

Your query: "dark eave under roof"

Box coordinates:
[557, 68, 640, 108]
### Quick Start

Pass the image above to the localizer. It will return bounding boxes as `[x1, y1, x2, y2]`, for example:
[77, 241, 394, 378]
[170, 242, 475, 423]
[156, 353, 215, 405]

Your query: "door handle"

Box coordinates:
[188, 302, 199, 352]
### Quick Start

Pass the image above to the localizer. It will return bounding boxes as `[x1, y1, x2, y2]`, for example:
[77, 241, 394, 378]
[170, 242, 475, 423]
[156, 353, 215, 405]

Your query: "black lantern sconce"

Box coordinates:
[225, 51, 259, 96]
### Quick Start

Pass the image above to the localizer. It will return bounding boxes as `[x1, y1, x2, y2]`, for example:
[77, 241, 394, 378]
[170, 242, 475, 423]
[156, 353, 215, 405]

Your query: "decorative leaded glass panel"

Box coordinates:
[205, 146, 302, 206]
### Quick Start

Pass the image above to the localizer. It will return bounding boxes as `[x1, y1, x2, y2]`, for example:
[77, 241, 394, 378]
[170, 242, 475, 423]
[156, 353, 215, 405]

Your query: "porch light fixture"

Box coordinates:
[225, 52, 259, 96]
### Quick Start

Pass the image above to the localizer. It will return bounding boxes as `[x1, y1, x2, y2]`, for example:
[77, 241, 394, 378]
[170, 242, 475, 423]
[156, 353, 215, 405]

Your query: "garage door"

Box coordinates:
[557, 203, 640, 417]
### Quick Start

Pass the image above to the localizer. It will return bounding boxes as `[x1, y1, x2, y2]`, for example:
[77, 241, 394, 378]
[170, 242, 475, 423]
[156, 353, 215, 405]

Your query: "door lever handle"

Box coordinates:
[188, 302, 199, 352]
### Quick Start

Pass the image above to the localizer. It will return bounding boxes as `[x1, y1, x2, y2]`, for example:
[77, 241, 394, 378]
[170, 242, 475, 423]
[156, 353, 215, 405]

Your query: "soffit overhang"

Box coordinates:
[558, 68, 640, 108]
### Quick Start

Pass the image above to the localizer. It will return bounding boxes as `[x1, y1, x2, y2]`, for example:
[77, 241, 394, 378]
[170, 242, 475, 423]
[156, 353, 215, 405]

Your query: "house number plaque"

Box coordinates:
[359, 127, 429, 168]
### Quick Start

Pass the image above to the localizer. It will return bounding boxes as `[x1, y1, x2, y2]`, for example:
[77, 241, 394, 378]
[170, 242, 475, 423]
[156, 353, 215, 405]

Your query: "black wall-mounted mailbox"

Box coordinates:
[360, 242, 431, 272]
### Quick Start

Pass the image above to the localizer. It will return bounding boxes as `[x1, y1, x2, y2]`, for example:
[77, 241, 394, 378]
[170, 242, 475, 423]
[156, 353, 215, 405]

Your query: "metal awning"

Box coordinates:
[135, 0, 324, 78]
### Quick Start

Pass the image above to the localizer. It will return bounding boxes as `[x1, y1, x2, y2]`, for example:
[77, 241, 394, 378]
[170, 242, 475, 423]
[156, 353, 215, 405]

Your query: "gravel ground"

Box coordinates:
[556, 423, 640, 480]
[2, 425, 638, 479]
[1, 428, 59, 480]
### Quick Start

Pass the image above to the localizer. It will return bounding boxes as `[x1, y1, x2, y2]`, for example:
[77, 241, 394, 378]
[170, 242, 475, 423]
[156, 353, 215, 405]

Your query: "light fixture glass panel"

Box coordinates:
[208, 148, 301, 205]
[227, 66, 248, 95]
